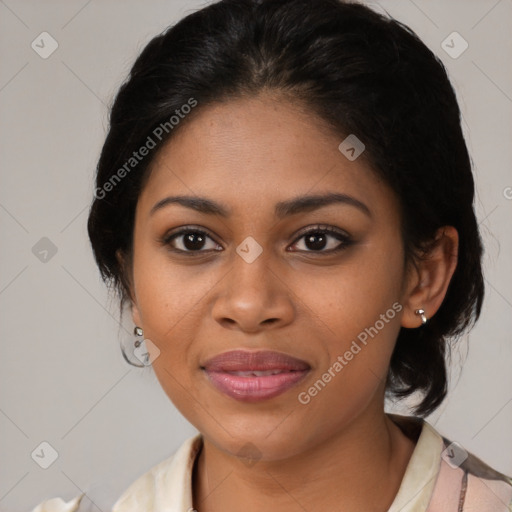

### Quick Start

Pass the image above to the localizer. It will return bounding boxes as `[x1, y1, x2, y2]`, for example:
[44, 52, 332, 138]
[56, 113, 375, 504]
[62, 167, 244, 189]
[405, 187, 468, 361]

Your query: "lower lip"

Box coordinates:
[204, 369, 309, 402]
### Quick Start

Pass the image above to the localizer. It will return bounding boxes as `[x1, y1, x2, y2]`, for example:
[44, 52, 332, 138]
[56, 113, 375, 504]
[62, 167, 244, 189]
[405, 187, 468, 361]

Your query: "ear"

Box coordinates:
[115, 249, 142, 327]
[401, 226, 459, 328]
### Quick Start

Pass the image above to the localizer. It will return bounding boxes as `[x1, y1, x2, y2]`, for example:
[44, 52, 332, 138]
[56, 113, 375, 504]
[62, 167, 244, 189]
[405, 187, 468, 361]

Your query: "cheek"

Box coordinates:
[133, 245, 217, 335]
[294, 238, 405, 345]
[294, 284, 403, 440]
[298, 272, 402, 393]
[130, 249, 207, 386]
[132, 256, 207, 415]
[291, 237, 405, 399]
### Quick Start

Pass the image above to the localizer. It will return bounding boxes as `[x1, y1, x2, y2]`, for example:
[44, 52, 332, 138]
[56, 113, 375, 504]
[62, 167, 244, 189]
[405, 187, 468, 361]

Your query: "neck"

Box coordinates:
[192, 408, 417, 512]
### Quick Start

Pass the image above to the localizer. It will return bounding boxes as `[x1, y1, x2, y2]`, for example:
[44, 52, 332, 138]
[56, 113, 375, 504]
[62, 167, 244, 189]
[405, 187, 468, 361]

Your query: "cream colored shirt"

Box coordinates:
[31, 414, 512, 512]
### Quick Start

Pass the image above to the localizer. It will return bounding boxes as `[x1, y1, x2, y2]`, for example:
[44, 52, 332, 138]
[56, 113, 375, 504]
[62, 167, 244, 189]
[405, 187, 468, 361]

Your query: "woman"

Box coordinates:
[33, 0, 512, 510]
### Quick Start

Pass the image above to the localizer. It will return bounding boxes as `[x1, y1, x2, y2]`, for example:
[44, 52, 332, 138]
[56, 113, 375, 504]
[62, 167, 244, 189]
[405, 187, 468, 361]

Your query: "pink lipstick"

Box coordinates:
[202, 350, 310, 402]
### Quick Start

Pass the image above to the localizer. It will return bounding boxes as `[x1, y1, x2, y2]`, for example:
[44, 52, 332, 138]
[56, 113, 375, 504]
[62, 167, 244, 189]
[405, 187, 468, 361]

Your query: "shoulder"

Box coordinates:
[30, 434, 202, 512]
[386, 413, 512, 512]
[425, 422, 512, 512]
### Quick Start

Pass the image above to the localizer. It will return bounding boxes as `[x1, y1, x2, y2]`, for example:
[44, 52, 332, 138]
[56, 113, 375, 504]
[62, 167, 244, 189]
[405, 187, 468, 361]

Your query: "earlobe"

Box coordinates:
[401, 226, 459, 328]
[131, 302, 142, 328]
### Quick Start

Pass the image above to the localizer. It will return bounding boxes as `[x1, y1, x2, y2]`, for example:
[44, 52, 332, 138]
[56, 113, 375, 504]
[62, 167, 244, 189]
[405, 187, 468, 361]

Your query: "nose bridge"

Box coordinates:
[231, 237, 272, 299]
[229, 236, 276, 304]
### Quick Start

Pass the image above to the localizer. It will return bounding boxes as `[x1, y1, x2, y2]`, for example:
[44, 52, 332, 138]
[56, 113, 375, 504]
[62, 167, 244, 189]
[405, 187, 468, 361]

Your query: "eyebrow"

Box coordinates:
[150, 192, 371, 219]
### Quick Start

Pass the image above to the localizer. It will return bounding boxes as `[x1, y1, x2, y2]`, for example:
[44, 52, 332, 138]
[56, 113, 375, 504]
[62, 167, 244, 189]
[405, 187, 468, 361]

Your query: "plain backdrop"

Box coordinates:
[0, 0, 511, 510]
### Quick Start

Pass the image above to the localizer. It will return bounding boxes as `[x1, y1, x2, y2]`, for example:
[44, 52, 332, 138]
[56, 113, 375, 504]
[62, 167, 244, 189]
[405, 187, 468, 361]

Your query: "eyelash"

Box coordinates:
[161, 224, 353, 255]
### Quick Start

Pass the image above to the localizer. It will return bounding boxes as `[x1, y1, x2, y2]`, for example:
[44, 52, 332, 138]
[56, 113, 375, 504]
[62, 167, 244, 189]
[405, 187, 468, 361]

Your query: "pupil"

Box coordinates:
[184, 232, 205, 250]
[306, 233, 326, 250]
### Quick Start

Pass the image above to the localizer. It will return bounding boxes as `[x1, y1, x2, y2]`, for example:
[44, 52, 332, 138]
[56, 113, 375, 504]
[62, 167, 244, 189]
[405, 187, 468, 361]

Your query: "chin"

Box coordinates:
[200, 416, 313, 462]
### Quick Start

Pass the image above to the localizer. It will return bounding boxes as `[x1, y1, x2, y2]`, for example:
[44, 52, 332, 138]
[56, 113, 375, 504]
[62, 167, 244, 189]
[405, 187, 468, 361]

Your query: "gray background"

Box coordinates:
[0, 0, 511, 510]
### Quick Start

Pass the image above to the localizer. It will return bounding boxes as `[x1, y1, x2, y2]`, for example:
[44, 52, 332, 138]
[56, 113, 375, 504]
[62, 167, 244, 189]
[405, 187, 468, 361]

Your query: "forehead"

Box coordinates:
[138, 93, 395, 217]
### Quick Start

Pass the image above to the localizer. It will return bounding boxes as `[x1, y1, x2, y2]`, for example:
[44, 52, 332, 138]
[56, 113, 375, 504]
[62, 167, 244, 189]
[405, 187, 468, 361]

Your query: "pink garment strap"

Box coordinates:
[425, 459, 464, 511]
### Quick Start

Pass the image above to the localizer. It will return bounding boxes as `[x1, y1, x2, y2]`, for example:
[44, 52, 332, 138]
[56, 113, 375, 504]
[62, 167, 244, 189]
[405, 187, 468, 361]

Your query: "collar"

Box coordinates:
[386, 413, 443, 512]
[112, 414, 443, 512]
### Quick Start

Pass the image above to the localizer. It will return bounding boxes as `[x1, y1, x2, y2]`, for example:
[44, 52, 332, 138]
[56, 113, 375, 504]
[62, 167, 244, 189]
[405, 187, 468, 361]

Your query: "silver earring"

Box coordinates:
[120, 326, 145, 367]
[415, 309, 428, 325]
[134, 326, 144, 344]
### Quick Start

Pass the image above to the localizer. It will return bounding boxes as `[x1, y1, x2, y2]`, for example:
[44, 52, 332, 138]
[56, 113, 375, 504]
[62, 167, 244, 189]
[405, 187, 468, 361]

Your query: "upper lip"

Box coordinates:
[202, 350, 310, 372]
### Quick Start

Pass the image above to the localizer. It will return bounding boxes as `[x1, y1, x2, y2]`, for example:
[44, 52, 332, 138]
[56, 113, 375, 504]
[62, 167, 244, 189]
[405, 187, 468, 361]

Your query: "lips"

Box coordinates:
[202, 350, 311, 402]
[202, 350, 310, 372]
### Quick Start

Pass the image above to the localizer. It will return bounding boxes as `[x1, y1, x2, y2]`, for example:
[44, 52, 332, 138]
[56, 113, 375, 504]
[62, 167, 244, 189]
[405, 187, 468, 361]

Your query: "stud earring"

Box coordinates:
[414, 309, 428, 325]
[134, 326, 144, 346]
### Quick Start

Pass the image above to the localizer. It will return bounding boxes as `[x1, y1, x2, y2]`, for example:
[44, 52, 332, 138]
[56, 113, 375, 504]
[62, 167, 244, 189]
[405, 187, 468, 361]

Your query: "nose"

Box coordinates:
[211, 249, 295, 333]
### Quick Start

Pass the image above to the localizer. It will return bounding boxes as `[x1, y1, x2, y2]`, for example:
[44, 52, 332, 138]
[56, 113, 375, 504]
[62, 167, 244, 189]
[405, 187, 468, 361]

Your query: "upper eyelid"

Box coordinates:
[293, 224, 350, 239]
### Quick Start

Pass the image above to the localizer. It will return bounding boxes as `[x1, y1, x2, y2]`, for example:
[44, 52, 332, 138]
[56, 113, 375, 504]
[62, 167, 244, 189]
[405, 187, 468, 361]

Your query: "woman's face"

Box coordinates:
[128, 93, 415, 460]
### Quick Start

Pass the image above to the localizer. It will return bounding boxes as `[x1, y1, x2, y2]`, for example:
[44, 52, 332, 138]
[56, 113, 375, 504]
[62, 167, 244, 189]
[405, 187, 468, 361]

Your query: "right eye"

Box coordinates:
[162, 227, 222, 253]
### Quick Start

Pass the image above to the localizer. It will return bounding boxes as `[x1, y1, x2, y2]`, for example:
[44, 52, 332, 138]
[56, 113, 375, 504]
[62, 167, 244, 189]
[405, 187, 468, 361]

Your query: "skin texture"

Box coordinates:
[122, 92, 458, 511]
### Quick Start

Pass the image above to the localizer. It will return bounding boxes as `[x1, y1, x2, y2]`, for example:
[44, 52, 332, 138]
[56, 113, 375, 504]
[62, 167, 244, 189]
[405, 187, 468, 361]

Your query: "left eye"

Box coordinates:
[290, 226, 351, 253]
